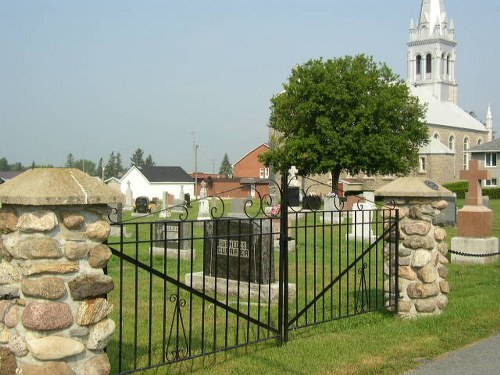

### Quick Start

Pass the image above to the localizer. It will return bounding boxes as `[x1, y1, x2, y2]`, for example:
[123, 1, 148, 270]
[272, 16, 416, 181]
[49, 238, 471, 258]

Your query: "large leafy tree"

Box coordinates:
[260, 54, 428, 190]
[219, 153, 233, 175]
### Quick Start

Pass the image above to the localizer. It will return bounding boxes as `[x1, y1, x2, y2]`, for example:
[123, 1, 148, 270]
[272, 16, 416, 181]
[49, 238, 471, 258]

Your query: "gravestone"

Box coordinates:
[433, 194, 457, 226]
[171, 199, 186, 214]
[451, 160, 498, 264]
[197, 181, 210, 220]
[323, 193, 342, 224]
[287, 166, 301, 208]
[179, 185, 185, 200]
[347, 194, 375, 243]
[152, 220, 194, 260]
[185, 193, 191, 208]
[124, 181, 133, 210]
[228, 198, 247, 218]
[203, 219, 274, 283]
[159, 191, 171, 218]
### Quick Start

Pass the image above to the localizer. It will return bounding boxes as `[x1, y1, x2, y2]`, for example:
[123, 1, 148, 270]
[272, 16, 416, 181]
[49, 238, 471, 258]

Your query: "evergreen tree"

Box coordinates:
[66, 153, 75, 167]
[96, 158, 104, 179]
[144, 154, 156, 167]
[219, 153, 233, 175]
[130, 148, 145, 168]
[0, 158, 8, 171]
[115, 152, 124, 175]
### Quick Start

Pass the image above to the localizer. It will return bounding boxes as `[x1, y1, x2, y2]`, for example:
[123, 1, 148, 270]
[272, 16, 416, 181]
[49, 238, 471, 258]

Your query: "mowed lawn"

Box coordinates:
[110, 199, 500, 375]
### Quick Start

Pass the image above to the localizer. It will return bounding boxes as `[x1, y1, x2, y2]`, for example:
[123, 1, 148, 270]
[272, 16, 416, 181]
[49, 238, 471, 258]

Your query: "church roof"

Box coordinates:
[419, 136, 454, 155]
[410, 85, 488, 133]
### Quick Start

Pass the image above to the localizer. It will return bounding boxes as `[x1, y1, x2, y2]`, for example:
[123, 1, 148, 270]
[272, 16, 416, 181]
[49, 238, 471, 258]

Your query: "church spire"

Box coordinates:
[486, 105, 494, 142]
[408, 0, 457, 103]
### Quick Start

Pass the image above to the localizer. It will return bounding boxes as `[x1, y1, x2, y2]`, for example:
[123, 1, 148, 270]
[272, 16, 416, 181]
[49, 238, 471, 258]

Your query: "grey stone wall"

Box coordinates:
[384, 199, 450, 318]
[0, 205, 113, 375]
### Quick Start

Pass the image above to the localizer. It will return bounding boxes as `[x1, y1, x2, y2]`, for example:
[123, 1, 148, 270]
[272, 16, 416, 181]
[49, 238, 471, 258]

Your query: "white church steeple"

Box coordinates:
[486, 105, 494, 141]
[408, 0, 458, 103]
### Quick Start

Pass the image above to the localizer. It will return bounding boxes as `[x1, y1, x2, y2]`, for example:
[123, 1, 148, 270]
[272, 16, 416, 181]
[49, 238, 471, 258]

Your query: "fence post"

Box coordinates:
[0, 168, 123, 374]
[278, 171, 290, 343]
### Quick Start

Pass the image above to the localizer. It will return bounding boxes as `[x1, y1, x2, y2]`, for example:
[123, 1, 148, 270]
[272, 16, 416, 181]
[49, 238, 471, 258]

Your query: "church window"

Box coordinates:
[446, 55, 450, 75]
[477, 139, 483, 145]
[426, 54, 432, 74]
[463, 137, 469, 150]
[433, 132, 440, 140]
[416, 55, 422, 76]
[485, 153, 497, 167]
[448, 136, 455, 151]
[419, 157, 426, 173]
[463, 137, 470, 169]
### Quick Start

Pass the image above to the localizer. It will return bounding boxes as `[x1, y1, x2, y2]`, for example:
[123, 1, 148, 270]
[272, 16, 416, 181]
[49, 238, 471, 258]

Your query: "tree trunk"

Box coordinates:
[331, 168, 342, 194]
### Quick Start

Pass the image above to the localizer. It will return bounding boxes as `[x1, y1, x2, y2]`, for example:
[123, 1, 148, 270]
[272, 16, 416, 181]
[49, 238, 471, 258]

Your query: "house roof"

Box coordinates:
[233, 143, 270, 167]
[0, 171, 24, 182]
[410, 85, 488, 132]
[468, 138, 500, 153]
[419, 137, 454, 155]
[136, 166, 194, 183]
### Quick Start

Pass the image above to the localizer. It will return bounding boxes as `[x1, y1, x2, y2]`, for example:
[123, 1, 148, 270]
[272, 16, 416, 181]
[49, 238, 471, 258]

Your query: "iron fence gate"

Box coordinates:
[106, 177, 399, 374]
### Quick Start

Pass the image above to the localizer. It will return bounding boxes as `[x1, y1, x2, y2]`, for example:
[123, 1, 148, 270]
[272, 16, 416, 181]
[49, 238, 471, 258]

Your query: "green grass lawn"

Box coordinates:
[108, 199, 500, 375]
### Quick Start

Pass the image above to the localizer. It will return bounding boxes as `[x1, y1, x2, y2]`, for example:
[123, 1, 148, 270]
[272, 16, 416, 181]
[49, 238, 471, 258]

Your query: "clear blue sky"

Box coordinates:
[1, 0, 498, 173]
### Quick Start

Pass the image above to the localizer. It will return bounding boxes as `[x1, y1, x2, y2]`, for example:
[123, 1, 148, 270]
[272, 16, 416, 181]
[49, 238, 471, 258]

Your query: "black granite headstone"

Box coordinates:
[287, 186, 300, 207]
[203, 219, 274, 284]
[154, 220, 191, 250]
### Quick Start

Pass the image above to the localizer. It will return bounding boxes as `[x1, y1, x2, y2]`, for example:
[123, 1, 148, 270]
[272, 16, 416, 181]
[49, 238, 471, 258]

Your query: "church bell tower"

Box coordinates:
[408, 0, 458, 103]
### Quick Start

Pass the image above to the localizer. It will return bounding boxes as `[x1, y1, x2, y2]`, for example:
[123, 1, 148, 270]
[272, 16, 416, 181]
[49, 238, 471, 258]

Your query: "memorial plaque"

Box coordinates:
[203, 219, 274, 284]
[154, 220, 191, 250]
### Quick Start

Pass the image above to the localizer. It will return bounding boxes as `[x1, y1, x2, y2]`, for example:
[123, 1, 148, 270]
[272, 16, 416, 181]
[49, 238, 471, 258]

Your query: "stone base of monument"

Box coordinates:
[185, 272, 296, 303]
[451, 237, 499, 264]
[457, 206, 493, 237]
[150, 247, 196, 261]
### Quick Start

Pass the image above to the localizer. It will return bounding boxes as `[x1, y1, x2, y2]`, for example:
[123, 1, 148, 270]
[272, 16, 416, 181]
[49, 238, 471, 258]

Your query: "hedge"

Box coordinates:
[443, 181, 500, 199]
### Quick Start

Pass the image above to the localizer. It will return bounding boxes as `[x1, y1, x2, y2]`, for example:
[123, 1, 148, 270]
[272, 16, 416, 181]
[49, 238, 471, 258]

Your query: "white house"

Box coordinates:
[120, 166, 195, 201]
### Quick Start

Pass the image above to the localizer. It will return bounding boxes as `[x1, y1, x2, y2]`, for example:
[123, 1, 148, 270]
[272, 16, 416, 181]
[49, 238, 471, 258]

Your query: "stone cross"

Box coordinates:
[460, 160, 490, 206]
[288, 165, 300, 187]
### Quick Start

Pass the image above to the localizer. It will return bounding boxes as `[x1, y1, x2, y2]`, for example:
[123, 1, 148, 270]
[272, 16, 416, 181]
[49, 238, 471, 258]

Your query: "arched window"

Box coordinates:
[448, 135, 455, 151]
[477, 139, 483, 145]
[433, 132, 440, 140]
[416, 55, 422, 76]
[463, 137, 470, 169]
[426, 54, 432, 74]
[446, 55, 450, 75]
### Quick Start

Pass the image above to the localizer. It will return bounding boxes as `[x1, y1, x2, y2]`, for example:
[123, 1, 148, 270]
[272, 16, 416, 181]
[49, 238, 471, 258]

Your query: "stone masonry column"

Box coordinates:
[0, 168, 124, 375]
[376, 177, 453, 318]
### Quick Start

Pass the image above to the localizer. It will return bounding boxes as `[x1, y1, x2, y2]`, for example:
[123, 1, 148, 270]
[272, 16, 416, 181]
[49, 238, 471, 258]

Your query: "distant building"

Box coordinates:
[468, 138, 500, 188]
[0, 171, 24, 185]
[120, 166, 194, 201]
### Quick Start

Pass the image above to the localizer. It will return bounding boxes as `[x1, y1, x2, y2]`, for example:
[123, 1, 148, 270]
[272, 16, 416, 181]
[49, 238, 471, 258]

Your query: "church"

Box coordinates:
[408, 0, 493, 185]
[332, 0, 493, 194]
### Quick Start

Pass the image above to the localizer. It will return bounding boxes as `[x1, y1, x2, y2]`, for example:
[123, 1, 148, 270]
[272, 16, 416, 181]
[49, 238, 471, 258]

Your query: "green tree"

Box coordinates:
[130, 148, 145, 168]
[219, 153, 232, 175]
[73, 159, 96, 175]
[144, 154, 156, 167]
[104, 151, 124, 179]
[96, 157, 104, 179]
[260, 54, 429, 190]
[0, 158, 9, 171]
[66, 153, 75, 168]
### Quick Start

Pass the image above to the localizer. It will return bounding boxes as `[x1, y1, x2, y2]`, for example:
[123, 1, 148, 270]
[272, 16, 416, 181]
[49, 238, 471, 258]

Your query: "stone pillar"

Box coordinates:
[376, 177, 453, 318]
[0, 168, 124, 374]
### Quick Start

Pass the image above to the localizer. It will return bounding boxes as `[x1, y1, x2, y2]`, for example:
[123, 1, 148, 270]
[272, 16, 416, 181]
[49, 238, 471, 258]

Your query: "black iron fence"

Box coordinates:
[106, 179, 399, 374]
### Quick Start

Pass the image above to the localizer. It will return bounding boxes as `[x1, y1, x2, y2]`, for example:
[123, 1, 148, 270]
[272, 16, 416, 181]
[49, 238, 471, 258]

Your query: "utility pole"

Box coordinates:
[190, 132, 199, 198]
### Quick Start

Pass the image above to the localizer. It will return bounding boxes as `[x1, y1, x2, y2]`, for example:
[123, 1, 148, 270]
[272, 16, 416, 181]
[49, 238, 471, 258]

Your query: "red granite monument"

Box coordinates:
[452, 160, 499, 264]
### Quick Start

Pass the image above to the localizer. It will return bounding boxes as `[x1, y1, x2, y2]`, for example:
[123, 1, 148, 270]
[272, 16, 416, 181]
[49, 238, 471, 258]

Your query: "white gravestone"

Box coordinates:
[159, 191, 171, 218]
[348, 193, 375, 243]
[197, 181, 210, 220]
[323, 193, 342, 224]
[124, 181, 133, 210]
